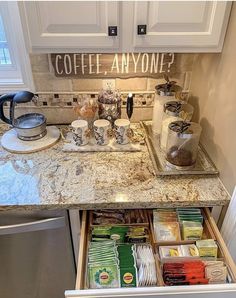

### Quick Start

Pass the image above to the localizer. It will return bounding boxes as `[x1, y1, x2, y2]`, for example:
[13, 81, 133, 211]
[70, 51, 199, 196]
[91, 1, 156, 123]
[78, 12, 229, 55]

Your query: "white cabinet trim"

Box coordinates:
[221, 186, 236, 259]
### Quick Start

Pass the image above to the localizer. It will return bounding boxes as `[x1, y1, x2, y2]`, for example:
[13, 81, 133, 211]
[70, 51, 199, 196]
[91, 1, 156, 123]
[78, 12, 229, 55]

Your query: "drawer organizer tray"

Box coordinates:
[65, 208, 236, 298]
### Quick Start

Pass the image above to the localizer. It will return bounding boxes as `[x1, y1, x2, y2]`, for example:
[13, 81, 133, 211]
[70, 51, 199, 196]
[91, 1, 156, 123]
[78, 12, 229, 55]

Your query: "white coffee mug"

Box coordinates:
[114, 119, 133, 145]
[93, 119, 111, 145]
[71, 119, 90, 146]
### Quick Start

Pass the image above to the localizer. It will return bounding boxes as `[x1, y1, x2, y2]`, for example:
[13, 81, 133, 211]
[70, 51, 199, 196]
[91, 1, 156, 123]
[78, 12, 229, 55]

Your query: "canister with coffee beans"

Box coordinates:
[160, 101, 194, 151]
[166, 121, 202, 170]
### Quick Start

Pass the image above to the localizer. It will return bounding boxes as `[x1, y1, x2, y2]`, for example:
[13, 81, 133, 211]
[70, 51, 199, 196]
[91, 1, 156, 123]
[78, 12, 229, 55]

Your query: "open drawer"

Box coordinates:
[65, 208, 236, 298]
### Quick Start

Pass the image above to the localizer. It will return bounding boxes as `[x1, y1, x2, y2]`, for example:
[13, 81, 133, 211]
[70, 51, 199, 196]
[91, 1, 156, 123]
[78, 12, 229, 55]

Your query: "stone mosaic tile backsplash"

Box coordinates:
[3, 92, 155, 124]
[34, 92, 155, 107]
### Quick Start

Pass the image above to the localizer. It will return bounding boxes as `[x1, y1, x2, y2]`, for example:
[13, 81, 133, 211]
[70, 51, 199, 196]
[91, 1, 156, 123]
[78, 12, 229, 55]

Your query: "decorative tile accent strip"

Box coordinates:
[3, 91, 189, 108]
[22, 92, 156, 108]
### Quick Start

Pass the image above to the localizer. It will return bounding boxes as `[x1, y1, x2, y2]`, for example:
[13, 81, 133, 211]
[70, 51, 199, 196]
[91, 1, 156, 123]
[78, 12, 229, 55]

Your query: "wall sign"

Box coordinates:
[51, 53, 176, 78]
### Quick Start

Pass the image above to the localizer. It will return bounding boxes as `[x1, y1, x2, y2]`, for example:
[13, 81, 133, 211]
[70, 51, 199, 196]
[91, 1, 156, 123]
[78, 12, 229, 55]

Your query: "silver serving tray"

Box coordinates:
[141, 121, 219, 176]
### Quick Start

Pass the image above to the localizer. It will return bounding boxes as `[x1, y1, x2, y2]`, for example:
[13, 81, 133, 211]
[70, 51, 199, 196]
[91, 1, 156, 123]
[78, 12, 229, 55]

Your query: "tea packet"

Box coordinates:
[196, 239, 218, 259]
[154, 222, 181, 241]
[118, 244, 137, 287]
[134, 244, 157, 286]
[159, 245, 182, 259]
[181, 244, 199, 257]
[89, 264, 120, 288]
[182, 221, 203, 240]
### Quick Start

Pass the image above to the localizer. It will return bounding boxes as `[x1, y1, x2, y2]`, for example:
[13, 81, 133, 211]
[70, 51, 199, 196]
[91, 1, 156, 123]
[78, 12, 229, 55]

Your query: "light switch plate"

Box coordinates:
[102, 79, 116, 90]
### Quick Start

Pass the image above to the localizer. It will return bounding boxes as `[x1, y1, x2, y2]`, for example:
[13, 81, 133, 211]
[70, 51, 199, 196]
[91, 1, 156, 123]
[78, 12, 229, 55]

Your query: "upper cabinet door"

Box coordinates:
[132, 1, 231, 52]
[19, 1, 231, 53]
[20, 1, 120, 52]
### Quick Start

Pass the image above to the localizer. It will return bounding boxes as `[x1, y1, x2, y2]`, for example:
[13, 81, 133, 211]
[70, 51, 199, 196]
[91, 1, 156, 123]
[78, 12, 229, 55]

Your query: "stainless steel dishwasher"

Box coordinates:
[0, 209, 76, 298]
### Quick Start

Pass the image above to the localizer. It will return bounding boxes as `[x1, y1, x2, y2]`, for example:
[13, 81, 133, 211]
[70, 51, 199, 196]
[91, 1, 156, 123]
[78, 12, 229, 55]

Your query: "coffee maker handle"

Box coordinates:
[0, 93, 16, 125]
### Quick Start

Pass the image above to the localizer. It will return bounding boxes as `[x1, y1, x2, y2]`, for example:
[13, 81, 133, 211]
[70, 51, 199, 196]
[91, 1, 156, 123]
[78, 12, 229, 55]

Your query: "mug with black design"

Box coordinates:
[93, 119, 112, 145]
[114, 119, 133, 145]
[71, 119, 90, 146]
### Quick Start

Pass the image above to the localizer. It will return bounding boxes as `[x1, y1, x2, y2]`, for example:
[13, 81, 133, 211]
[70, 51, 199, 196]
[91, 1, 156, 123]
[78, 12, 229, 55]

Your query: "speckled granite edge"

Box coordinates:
[0, 199, 230, 212]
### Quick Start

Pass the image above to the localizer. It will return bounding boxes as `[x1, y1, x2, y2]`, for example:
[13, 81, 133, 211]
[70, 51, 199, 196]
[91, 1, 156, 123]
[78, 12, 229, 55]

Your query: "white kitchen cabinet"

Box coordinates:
[19, 1, 120, 52]
[130, 1, 231, 52]
[19, 1, 231, 53]
[65, 208, 236, 298]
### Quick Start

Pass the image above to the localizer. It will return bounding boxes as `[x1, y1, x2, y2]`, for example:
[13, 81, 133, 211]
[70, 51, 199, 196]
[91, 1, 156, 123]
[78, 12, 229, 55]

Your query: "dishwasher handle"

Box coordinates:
[0, 216, 65, 235]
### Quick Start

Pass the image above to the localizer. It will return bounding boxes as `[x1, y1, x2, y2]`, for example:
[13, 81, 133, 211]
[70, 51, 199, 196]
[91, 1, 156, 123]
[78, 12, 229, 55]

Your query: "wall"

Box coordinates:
[189, 3, 236, 195]
[31, 54, 195, 93]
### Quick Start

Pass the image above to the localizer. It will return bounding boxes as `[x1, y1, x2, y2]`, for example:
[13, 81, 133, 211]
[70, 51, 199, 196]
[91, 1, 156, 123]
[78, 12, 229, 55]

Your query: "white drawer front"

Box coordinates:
[65, 284, 236, 298]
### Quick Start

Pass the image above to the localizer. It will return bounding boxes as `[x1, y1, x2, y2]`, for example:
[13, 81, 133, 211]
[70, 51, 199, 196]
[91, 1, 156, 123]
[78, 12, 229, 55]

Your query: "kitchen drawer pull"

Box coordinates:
[0, 216, 65, 235]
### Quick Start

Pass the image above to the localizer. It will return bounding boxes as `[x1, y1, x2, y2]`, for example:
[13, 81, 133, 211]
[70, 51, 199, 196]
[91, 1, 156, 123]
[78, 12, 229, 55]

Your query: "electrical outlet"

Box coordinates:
[102, 79, 116, 90]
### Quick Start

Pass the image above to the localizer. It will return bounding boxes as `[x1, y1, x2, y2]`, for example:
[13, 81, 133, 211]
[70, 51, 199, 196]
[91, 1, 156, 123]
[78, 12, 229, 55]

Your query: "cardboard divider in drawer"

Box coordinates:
[76, 210, 89, 290]
[76, 210, 160, 290]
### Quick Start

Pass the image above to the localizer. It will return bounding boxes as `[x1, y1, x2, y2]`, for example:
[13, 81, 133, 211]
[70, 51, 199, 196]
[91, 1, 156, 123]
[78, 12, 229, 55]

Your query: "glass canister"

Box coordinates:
[166, 121, 202, 169]
[98, 89, 121, 126]
[160, 101, 194, 151]
[73, 96, 98, 129]
[152, 75, 182, 135]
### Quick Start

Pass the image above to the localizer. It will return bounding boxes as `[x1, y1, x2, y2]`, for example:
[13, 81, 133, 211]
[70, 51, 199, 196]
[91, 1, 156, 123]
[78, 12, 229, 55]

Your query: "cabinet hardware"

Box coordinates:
[137, 24, 147, 35]
[108, 26, 118, 36]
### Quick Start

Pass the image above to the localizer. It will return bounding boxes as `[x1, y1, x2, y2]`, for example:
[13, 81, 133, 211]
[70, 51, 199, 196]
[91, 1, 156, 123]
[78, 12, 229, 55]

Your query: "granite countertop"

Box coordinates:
[0, 123, 230, 211]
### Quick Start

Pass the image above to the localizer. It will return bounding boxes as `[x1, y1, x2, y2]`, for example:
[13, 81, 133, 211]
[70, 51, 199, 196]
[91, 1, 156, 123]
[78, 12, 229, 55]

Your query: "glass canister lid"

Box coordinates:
[98, 88, 121, 104]
[155, 75, 182, 96]
[164, 101, 183, 117]
[168, 121, 201, 138]
[164, 101, 194, 121]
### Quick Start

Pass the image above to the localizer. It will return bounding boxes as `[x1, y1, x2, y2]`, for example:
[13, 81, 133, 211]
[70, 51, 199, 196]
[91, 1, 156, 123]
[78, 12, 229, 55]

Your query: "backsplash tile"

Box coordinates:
[34, 92, 155, 108]
[72, 78, 103, 91]
[116, 78, 147, 91]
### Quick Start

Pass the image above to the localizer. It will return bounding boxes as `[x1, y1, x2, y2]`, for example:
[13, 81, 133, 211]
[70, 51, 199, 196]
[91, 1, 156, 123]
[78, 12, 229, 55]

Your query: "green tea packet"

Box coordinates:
[91, 226, 111, 241]
[126, 227, 149, 243]
[120, 266, 137, 287]
[196, 239, 218, 258]
[110, 226, 128, 243]
[88, 260, 119, 267]
[89, 256, 118, 261]
[177, 208, 202, 214]
[89, 264, 120, 289]
[90, 239, 115, 246]
[182, 221, 203, 240]
[178, 215, 203, 224]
